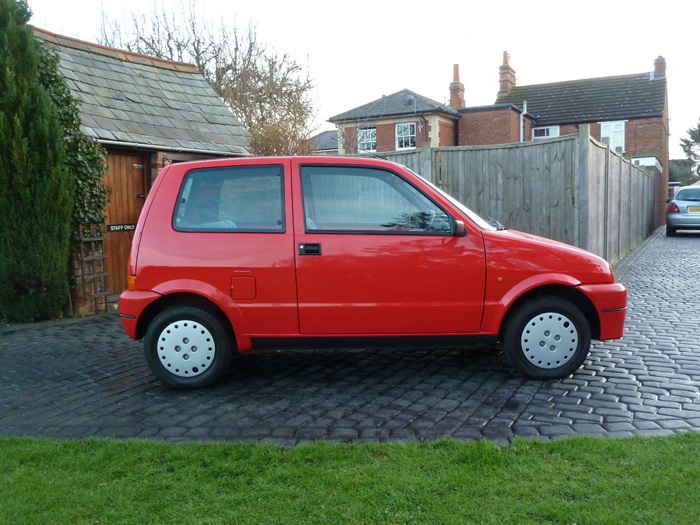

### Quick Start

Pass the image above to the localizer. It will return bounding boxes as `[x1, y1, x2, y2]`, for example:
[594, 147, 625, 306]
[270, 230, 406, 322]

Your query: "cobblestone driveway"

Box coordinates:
[2, 228, 699, 445]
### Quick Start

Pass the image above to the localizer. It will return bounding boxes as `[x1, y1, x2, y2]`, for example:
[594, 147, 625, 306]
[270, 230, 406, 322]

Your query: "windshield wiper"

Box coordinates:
[486, 217, 507, 230]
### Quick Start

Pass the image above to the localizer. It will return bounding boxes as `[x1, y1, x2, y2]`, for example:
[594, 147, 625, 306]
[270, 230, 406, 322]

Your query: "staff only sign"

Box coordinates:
[107, 223, 136, 233]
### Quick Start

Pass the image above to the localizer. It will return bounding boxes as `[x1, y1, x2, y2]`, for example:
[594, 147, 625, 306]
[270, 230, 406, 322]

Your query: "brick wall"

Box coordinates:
[458, 107, 523, 146]
[557, 118, 668, 170]
[340, 125, 357, 154]
[416, 121, 428, 149]
[376, 123, 395, 152]
[439, 120, 455, 147]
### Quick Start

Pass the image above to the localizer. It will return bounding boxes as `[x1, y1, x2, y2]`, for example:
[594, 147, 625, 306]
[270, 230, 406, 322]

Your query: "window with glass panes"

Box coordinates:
[600, 121, 625, 153]
[357, 127, 376, 152]
[396, 123, 416, 150]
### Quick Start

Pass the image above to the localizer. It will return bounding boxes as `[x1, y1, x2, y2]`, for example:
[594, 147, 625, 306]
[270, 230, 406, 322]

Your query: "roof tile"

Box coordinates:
[495, 72, 666, 126]
[329, 89, 458, 122]
[34, 26, 251, 156]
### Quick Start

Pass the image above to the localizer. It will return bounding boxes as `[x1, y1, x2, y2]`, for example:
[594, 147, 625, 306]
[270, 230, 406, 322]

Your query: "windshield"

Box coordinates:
[405, 168, 497, 230]
[676, 188, 700, 202]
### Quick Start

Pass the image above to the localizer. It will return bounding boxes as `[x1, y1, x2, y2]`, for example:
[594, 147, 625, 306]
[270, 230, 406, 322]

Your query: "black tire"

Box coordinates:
[666, 226, 677, 237]
[144, 305, 233, 389]
[503, 297, 591, 380]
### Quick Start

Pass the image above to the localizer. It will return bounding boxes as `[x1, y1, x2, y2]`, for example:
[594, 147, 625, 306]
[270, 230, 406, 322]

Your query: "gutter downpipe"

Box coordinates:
[419, 114, 428, 142]
[520, 100, 527, 142]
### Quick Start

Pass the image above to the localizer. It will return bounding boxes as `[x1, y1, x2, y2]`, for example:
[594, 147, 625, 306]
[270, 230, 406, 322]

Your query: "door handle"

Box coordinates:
[299, 243, 321, 255]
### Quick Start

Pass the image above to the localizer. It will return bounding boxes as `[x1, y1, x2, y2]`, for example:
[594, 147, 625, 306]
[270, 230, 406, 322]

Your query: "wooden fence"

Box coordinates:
[361, 125, 656, 264]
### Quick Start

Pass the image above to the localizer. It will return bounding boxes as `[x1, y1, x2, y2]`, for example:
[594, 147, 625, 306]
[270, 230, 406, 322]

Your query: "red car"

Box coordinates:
[119, 157, 627, 388]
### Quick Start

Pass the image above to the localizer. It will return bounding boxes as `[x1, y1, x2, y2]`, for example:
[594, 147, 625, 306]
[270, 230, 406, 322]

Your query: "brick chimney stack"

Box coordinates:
[498, 51, 516, 96]
[654, 56, 666, 78]
[450, 64, 465, 108]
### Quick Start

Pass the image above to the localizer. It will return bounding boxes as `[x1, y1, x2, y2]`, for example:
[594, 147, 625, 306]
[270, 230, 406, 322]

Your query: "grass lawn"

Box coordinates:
[1, 433, 699, 524]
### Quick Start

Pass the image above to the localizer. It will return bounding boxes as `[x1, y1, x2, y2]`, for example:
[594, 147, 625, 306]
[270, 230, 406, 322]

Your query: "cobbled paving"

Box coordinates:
[1, 228, 699, 445]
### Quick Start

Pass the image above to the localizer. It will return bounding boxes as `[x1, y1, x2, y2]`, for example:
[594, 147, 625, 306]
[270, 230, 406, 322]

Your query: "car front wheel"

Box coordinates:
[144, 305, 233, 389]
[503, 297, 591, 380]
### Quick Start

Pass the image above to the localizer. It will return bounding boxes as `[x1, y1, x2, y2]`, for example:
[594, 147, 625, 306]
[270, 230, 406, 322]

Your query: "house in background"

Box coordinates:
[34, 27, 251, 309]
[489, 52, 668, 176]
[328, 89, 460, 154]
[308, 129, 339, 155]
[329, 53, 669, 226]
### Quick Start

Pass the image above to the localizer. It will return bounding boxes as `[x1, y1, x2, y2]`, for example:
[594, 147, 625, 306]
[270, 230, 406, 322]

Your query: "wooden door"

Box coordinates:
[104, 152, 147, 300]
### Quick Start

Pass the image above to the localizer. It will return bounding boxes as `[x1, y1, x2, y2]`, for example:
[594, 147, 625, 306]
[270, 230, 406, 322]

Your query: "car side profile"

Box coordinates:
[119, 157, 627, 389]
[666, 186, 700, 236]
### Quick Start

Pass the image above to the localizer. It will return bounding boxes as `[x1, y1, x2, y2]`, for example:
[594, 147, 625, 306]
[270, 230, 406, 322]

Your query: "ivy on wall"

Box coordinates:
[37, 41, 109, 248]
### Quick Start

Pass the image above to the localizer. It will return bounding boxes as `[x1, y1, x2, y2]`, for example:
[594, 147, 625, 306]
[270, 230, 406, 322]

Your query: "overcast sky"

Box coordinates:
[28, 0, 698, 159]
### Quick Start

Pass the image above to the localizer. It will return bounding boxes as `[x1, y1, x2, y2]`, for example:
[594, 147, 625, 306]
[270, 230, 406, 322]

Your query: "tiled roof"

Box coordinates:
[33, 27, 251, 156]
[329, 89, 459, 123]
[495, 72, 667, 126]
[309, 130, 338, 151]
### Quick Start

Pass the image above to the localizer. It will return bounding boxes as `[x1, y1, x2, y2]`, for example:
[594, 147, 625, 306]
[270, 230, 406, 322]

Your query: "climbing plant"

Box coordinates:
[37, 37, 109, 247]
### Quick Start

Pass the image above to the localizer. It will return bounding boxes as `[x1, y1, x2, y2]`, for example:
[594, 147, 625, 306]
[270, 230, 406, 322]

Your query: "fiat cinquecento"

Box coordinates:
[119, 157, 627, 388]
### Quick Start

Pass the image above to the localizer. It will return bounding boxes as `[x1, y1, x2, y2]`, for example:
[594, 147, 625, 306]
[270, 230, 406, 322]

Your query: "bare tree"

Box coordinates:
[99, 1, 315, 156]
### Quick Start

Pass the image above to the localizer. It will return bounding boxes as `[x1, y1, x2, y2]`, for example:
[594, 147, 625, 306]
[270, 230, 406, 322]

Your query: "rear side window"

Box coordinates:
[174, 165, 285, 232]
[300, 165, 451, 234]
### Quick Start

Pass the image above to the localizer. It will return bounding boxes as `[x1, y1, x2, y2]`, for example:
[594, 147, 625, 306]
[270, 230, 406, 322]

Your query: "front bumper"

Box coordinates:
[577, 282, 627, 340]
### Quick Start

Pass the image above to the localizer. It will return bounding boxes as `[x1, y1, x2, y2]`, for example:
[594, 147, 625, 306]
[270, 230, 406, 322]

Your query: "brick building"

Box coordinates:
[487, 52, 669, 178]
[330, 53, 668, 177]
[329, 53, 669, 226]
[329, 89, 459, 154]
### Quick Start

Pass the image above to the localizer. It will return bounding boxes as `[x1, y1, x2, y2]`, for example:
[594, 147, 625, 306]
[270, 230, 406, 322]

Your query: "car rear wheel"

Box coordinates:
[144, 305, 232, 389]
[666, 226, 677, 237]
[503, 297, 591, 380]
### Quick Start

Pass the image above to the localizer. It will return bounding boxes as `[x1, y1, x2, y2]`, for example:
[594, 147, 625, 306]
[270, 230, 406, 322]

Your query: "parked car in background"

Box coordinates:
[666, 186, 700, 236]
[119, 157, 627, 389]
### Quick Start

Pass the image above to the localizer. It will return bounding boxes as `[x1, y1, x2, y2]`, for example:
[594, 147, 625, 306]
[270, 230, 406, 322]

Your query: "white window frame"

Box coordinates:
[395, 123, 416, 150]
[357, 127, 376, 153]
[600, 121, 626, 153]
[532, 126, 560, 140]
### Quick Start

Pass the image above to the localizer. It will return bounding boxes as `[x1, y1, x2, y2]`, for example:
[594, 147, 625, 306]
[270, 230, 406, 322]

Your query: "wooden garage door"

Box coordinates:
[104, 152, 147, 300]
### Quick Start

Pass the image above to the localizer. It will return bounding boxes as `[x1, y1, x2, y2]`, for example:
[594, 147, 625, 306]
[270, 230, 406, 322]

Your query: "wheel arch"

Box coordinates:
[135, 292, 237, 350]
[499, 284, 601, 341]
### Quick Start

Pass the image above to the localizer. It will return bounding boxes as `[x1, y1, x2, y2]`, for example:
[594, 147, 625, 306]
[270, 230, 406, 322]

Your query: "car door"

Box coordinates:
[292, 159, 487, 335]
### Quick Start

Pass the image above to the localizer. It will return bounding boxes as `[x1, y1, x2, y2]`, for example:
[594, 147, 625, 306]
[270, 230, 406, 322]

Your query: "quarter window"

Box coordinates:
[396, 123, 416, 150]
[174, 165, 285, 232]
[357, 127, 376, 152]
[300, 165, 451, 234]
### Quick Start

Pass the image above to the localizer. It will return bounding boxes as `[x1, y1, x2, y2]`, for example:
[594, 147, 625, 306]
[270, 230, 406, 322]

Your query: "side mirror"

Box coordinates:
[665, 198, 671, 203]
[453, 220, 467, 237]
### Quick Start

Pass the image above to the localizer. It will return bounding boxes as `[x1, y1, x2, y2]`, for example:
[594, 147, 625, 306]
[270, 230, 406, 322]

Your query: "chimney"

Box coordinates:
[654, 56, 666, 78]
[450, 64, 465, 108]
[498, 51, 516, 96]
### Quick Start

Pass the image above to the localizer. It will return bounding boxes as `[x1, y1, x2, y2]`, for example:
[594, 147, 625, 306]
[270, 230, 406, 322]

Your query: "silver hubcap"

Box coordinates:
[158, 320, 215, 378]
[521, 312, 578, 369]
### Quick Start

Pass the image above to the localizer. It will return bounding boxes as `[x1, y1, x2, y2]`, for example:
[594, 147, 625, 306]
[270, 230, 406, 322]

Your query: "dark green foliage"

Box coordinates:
[0, 0, 74, 321]
[37, 39, 108, 245]
[681, 119, 700, 181]
[669, 159, 699, 187]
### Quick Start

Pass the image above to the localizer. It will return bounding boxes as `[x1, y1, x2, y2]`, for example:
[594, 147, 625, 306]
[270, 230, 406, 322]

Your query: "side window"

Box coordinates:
[174, 165, 284, 232]
[300, 165, 451, 234]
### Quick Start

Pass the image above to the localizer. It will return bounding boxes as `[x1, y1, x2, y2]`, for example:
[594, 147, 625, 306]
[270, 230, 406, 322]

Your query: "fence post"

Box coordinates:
[419, 139, 433, 183]
[576, 124, 591, 251]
